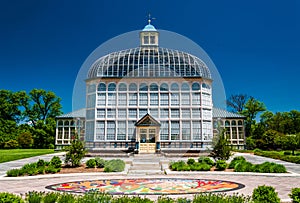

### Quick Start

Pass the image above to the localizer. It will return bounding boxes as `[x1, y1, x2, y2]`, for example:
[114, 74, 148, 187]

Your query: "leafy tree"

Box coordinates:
[210, 129, 232, 161]
[226, 94, 249, 113]
[241, 97, 266, 137]
[17, 132, 33, 148]
[279, 134, 300, 155]
[65, 136, 86, 167]
[22, 89, 62, 126]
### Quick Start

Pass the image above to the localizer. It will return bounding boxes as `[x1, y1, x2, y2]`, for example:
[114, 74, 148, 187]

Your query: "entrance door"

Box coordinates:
[139, 128, 156, 153]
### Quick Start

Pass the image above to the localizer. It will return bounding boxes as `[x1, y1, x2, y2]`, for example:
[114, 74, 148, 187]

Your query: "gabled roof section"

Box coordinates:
[213, 107, 245, 119]
[135, 113, 161, 127]
[56, 108, 86, 119]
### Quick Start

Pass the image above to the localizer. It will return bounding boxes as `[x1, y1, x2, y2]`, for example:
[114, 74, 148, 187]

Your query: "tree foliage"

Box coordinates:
[65, 136, 86, 167]
[210, 129, 232, 161]
[0, 88, 62, 149]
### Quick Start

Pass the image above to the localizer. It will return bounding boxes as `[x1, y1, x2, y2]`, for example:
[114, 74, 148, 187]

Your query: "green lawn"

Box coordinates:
[0, 149, 56, 163]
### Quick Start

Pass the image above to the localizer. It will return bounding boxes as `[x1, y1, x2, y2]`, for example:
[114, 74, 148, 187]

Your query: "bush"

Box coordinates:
[215, 160, 227, 171]
[26, 191, 43, 203]
[104, 159, 125, 172]
[64, 137, 86, 167]
[43, 192, 59, 203]
[95, 157, 106, 168]
[86, 159, 97, 168]
[0, 192, 24, 203]
[37, 159, 46, 167]
[228, 156, 246, 169]
[234, 161, 253, 172]
[289, 188, 300, 203]
[17, 132, 33, 148]
[45, 165, 59, 174]
[77, 192, 112, 203]
[252, 185, 280, 203]
[6, 168, 21, 177]
[170, 161, 185, 171]
[270, 163, 287, 173]
[284, 151, 292, 155]
[57, 193, 76, 203]
[187, 158, 195, 165]
[210, 129, 232, 161]
[50, 156, 62, 169]
[198, 157, 215, 166]
[3, 140, 19, 149]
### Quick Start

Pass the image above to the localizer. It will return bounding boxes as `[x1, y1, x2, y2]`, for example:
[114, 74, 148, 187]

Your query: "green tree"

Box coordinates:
[23, 89, 62, 126]
[210, 129, 232, 161]
[241, 97, 266, 137]
[279, 134, 300, 155]
[17, 132, 33, 148]
[65, 136, 86, 167]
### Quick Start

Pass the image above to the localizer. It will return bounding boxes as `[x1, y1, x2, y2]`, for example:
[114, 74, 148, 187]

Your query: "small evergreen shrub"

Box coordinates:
[0, 192, 24, 203]
[50, 156, 62, 169]
[187, 158, 195, 165]
[104, 159, 125, 172]
[95, 157, 106, 168]
[289, 188, 300, 203]
[37, 159, 46, 167]
[215, 160, 227, 171]
[252, 185, 280, 203]
[45, 165, 59, 174]
[198, 157, 215, 166]
[77, 192, 112, 203]
[86, 159, 97, 168]
[228, 156, 246, 169]
[57, 193, 76, 203]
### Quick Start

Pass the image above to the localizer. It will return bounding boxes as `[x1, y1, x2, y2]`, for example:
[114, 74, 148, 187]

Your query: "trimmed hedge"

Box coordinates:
[254, 149, 300, 164]
[104, 159, 125, 172]
[170, 160, 212, 171]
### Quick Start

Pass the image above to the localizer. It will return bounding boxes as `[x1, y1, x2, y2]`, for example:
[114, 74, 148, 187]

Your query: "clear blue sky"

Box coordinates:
[1, 0, 299, 114]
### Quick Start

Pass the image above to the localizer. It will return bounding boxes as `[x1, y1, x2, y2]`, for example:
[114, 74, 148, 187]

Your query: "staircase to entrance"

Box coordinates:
[128, 154, 165, 175]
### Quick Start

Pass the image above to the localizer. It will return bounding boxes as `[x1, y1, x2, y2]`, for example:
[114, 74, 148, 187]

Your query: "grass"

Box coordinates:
[0, 149, 56, 163]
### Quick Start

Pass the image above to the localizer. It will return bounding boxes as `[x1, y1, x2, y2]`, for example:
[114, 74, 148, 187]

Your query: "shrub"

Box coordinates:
[43, 192, 59, 203]
[86, 159, 97, 168]
[77, 192, 112, 203]
[234, 161, 253, 172]
[210, 129, 232, 161]
[215, 160, 227, 171]
[170, 161, 185, 171]
[37, 159, 46, 167]
[198, 157, 215, 166]
[65, 137, 86, 167]
[95, 157, 106, 168]
[187, 158, 195, 165]
[6, 168, 20, 177]
[270, 163, 287, 173]
[0, 192, 24, 203]
[289, 188, 300, 203]
[104, 159, 125, 172]
[228, 156, 246, 169]
[252, 185, 280, 203]
[17, 132, 33, 148]
[57, 193, 76, 203]
[26, 191, 43, 203]
[45, 165, 59, 174]
[284, 151, 292, 155]
[4, 140, 19, 149]
[157, 196, 176, 203]
[37, 166, 45, 174]
[50, 156, 62, 169]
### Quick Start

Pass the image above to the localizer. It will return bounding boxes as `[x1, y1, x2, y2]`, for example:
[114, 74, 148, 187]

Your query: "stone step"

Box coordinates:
[127, 170, 163, 175]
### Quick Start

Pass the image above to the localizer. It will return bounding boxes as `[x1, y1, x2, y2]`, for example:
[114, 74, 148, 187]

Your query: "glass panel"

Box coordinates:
[171, 109, 180, 118]
[171, 93, 179, 106]
[118, 93, 127, 106]
[97, 109, 105, 118]
[88, 84, 96, 93]
[139, 83, 148, 91]
[129, 93, 137, 106]
[96, 121, 105, 140]
[182, 109, 190, 118]
[150, 93, 158, 106]
[171, 121, 180, 140]
[160, 83, 169, 91]
[181, 83, 190, 91]
[107, 121, 115, 140]
[160, 93, 169, 106]
[171, 83, 179, 91]
[160, 121, 169, 140]
[139, 93, 148, 106]
[182, 121, 191, 140]
[192, 121, 201, 140]
[181, 93, 190, 105]
[150, 83, 158, 91]
[129, 83, 137, 91]
[192, 93, 200, 105]
[192, 82, 200, 91]
[117, 121, 126, 140]
[160, 109, 169, 118]
[129, 109, 137, 118]
[108, 83, 116, 91]
[118, 83, 127, 91]
[118, 109, 126, 118]
[107, 93, 116, 106]
[97, 93, 106, 106]
[98, 83, 106, 91]
[139, 109, 147, 118]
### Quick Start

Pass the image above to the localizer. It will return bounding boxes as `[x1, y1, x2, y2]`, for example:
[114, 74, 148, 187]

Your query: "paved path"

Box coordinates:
[0, 152, 299, 202]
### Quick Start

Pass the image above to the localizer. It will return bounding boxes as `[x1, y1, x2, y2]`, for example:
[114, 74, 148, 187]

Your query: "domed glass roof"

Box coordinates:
[88, 47, 211, 79]
[143, 24, 157, 31]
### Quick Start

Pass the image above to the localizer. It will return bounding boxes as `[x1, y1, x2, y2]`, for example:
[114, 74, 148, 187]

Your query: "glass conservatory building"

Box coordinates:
[55, 23, 245, 153]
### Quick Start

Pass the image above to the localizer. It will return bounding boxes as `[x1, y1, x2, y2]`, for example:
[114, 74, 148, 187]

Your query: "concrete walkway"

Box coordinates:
[0, 152, 299, 202]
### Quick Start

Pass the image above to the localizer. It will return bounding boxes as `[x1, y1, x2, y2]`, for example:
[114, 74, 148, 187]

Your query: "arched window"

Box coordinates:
[225, 120, 230, 127]
[181, 83, 190, 91]
[58, 120, 63, 126]
[150, 83, 158, 91]
[192, 82, 200, 91]
[64, 121, 69, 125]
[108, 83, 116, 91]
[202, 83, 211, 89]
[171, 83, 179, 91]
[231, 120, 236, 126]
[118, 83, 127, 91]
[238, 120, 243, 125]
[160, 83, 168, 91]
[98, 83, 106, 91]
[70, 121, 75, 126]
[139, 83, 148, 91]
[129, 83, 137, 91]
